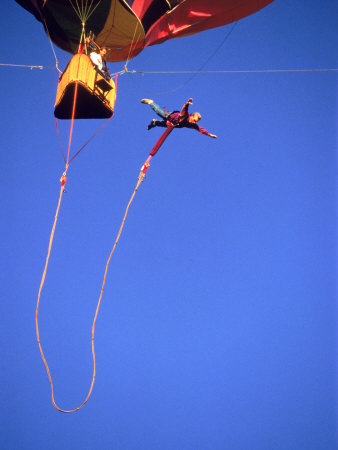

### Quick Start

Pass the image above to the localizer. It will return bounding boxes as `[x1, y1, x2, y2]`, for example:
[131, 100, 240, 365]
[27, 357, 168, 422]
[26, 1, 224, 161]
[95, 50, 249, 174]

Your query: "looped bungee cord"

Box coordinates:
[35, 159, 149, 413]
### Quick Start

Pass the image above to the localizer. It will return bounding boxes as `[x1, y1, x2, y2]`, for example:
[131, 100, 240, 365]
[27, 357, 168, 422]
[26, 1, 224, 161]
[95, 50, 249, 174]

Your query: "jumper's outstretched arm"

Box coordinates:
[179, 98, 193, 122]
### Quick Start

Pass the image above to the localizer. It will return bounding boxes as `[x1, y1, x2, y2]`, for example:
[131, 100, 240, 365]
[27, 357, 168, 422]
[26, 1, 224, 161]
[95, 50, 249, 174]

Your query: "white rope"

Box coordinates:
[40, 16, 62, 73]
[128, 68, 338, 74]
[0, 63, 55, 70]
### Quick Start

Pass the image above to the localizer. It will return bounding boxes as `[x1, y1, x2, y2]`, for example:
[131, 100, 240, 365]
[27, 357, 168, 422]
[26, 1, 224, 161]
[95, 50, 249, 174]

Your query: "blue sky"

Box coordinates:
[1, 1, 337, 449]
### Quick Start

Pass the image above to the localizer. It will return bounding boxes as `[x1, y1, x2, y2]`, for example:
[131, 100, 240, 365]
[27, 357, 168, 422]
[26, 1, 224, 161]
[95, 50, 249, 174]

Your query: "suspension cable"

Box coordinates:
[128, 68, 338, 74]
[68, 0, 102, 23]
[124, 21, 237, 95]
[124, 21, 144, 70]
[39, 15, 62, 74]
[0, 63, 48, 70]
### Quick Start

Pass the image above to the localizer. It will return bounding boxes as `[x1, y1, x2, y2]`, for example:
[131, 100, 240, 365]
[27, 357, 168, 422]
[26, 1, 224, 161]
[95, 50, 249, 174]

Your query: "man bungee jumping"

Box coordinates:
[141, 98, 217, 138]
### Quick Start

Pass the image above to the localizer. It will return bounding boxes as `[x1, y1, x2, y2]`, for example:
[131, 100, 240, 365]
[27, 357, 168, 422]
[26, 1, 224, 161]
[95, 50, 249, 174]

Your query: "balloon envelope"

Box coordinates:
[15, 0, 274, 62]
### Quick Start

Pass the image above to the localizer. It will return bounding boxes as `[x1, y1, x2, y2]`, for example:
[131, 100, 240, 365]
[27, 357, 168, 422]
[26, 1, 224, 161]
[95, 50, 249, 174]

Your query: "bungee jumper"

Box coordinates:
[139, 98, 218, 176]
[141, 98, 217, 138]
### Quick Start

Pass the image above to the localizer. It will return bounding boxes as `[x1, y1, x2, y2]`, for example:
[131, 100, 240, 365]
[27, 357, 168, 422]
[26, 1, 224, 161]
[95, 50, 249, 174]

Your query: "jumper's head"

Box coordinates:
[188, 112, 202, 124]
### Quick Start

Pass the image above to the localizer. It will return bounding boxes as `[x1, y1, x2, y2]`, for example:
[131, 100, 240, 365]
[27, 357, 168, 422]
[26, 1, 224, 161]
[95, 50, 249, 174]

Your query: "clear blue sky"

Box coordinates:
[1, 1, 337, 449]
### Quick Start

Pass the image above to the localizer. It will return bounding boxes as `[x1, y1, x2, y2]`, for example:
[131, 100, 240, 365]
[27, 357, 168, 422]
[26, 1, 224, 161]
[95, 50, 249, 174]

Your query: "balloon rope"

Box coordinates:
[124, 22, 143, 69]
[1, 65, 337, 74]
[68, 115, 113, 164]
[124, 21, 237, 95]
[0, 63, 47, 70]
[68, 0, 83, 22]
[82, 0, 93, 21]
[39, 16, 61, 73]
[130, 68, 338, 74]
[68, 0, 102, 24]
[84, 0, 102, 22]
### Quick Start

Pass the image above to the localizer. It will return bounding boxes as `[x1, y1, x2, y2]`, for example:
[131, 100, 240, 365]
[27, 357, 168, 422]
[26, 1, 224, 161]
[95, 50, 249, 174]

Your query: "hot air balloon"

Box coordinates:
[15, 0, 274, 119]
